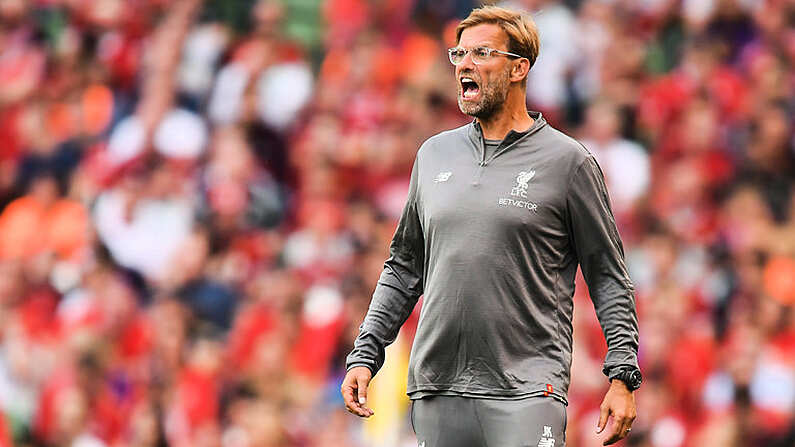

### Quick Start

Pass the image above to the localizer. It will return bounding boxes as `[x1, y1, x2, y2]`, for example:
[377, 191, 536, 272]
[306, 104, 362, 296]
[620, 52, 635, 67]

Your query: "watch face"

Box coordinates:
[629, 370, 642, 388]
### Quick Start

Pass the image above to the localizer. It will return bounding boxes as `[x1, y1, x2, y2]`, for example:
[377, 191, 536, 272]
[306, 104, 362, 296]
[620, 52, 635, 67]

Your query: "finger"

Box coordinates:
[615, 418, 631, 443]
[355, 376, 374, 417]
[602, 416, 624, 445]
[352, 405, 370, 417]
[620, 423, 633, 441]
[356, 375, 369, 406]
[596, 404, 610, 434]
[341, 381, 365, 415]
[341, 381, 355, 406]
[618, 414, 635, 441]
[345, 391, 370, 417]
[350, 401, 372, 418]
[603, 433, 622, 446]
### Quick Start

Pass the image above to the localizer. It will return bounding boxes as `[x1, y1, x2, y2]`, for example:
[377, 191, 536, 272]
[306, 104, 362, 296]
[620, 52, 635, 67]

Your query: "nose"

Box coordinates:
[455, 50, 476, 75]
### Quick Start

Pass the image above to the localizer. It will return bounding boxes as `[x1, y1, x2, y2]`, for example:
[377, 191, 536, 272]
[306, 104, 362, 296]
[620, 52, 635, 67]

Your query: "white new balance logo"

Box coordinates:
[434, 171, 452, 183]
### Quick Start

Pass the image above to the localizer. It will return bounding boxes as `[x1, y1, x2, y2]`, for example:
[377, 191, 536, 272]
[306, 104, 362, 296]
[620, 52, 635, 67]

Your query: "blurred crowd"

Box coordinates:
[0, 0, 793, 446]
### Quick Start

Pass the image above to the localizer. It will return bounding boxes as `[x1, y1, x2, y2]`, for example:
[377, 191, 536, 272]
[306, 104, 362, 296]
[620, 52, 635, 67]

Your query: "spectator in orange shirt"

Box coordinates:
[0, 172, 89, 262]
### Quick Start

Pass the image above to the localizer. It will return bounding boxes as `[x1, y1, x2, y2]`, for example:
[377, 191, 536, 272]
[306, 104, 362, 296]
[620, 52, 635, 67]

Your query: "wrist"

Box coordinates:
[347, 364, 374, 376]
[609, 378, 631, 392]
[609, 368, 642, 391]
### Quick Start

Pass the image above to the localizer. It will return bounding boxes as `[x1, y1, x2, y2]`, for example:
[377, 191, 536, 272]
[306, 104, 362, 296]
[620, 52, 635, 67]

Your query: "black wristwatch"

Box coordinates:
[611, 368, 642, 391]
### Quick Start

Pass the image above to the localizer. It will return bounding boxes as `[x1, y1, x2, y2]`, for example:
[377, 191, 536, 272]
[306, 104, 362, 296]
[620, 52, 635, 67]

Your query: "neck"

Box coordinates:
[476, 89, 534, 140]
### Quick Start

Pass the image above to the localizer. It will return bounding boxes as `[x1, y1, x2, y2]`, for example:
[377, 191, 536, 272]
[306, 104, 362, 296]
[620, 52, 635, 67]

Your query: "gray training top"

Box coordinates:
[346, 112, 639, 404]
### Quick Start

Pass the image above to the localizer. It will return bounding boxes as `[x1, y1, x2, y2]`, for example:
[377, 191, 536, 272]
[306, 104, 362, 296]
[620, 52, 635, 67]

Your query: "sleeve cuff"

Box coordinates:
[602, 349, 639, 378]
[346, 361, 376, 376]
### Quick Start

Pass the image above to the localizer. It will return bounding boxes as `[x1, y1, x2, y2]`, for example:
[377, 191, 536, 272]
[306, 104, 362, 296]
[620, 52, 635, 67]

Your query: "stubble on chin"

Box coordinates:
[457, 70, 510, 120]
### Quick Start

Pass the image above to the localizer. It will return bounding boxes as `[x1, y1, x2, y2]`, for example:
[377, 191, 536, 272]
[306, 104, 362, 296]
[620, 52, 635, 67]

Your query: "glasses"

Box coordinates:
[447, 46, 523, 65]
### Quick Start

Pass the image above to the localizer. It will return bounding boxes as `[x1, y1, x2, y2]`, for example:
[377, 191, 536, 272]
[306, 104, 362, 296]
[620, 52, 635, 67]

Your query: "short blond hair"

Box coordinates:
[456, 6, 540, 69]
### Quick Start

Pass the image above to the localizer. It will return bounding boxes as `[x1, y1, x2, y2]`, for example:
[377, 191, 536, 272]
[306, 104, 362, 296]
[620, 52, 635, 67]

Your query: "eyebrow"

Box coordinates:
[457, 41, 503, 49]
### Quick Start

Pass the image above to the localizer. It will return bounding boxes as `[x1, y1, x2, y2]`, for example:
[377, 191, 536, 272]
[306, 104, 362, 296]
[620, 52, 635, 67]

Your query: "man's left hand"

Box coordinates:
[596, 379, 636, 445]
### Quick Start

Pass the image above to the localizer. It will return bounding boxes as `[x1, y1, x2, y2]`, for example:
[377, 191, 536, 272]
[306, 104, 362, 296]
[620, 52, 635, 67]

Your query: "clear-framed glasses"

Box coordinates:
[447, 46, 523, 65]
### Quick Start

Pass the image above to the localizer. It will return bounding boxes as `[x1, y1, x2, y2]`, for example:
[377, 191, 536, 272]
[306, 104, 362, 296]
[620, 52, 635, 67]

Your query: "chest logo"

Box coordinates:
[499, 169, 538, 211]
[511, 170, 535, 198]
[434, 171, 453, 183]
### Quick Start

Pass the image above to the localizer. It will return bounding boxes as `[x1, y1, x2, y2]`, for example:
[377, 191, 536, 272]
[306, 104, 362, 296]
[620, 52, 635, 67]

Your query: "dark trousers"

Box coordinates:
[411, 395, 567, 447]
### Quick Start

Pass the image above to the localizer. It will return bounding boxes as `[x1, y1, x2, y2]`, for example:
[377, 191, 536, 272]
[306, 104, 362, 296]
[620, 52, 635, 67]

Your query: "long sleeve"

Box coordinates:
[346, 157, 425, 376]
[566, 155, 639, 378]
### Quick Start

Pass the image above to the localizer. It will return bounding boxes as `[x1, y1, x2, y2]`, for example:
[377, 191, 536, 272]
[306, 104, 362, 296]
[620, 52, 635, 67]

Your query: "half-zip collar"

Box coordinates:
[467, 111, 548, 166]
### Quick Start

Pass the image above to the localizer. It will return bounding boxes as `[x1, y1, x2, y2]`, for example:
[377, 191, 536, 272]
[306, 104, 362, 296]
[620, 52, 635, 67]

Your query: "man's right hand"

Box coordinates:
[341, 366, 375, 417]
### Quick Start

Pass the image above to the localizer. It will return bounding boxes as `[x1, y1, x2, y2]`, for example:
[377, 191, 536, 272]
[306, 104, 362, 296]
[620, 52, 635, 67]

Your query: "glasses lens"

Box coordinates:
[472, 47, 490, 63]
[448, 48, 465, 65]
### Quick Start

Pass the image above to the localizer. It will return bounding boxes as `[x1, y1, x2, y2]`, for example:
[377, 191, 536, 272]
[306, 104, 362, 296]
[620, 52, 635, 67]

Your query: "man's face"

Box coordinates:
[455, 23, 514, 119]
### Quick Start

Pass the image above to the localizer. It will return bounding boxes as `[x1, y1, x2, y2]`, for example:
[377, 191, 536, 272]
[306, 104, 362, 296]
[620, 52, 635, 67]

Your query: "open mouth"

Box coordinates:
[460, 77, 480, 100]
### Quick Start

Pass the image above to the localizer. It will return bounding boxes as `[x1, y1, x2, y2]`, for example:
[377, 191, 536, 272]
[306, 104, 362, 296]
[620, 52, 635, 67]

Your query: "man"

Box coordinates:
[341, 6, 640, 447]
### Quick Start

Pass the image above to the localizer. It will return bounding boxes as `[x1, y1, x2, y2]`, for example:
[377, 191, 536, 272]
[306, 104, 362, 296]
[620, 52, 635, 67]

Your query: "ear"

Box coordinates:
[510, 58, 531, 84]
